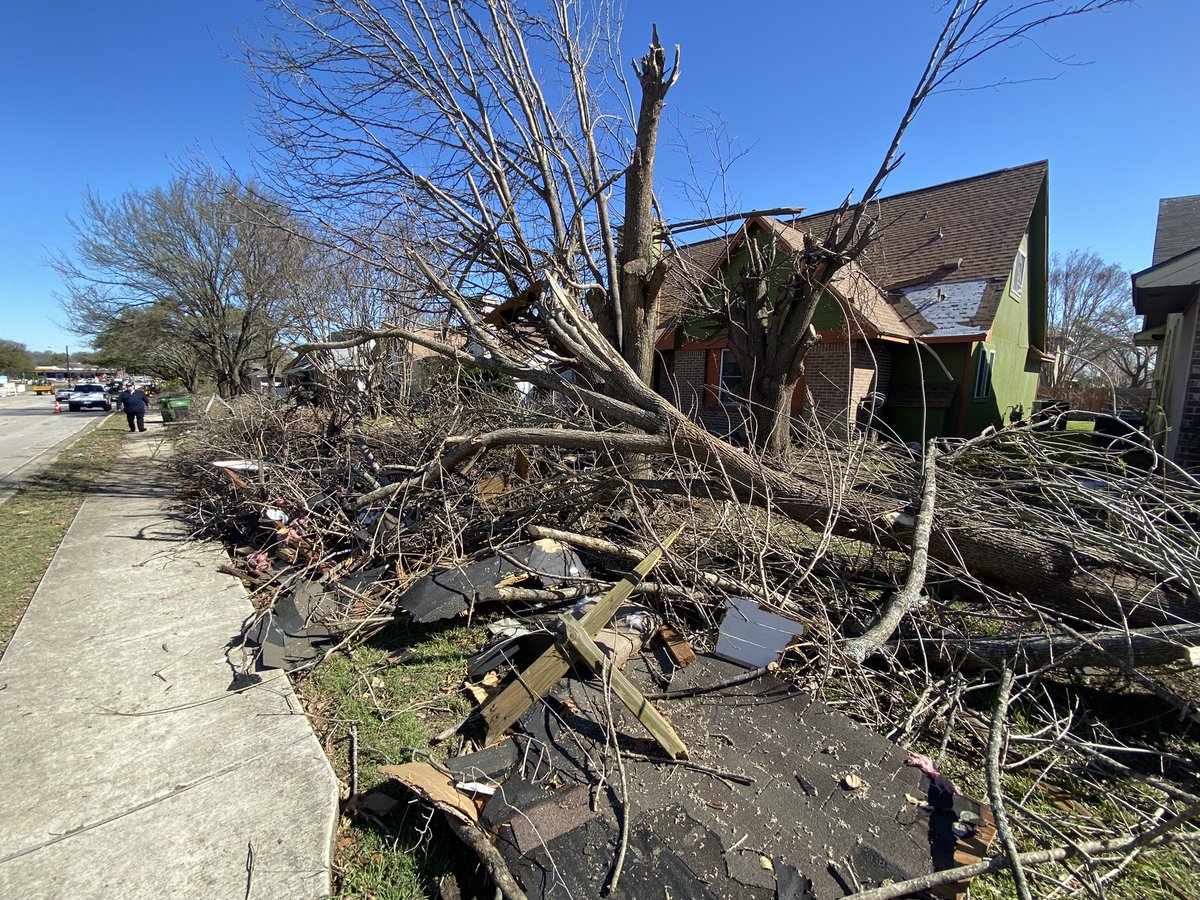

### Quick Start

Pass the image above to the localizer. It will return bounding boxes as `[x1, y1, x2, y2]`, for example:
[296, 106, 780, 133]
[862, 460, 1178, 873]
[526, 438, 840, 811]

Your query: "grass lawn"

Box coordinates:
[297, 619, 486, 899]
[0, 416, 126, 656]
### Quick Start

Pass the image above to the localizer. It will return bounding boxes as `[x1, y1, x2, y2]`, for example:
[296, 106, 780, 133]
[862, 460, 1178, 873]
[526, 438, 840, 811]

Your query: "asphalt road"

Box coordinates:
[0, 392, 109, 504]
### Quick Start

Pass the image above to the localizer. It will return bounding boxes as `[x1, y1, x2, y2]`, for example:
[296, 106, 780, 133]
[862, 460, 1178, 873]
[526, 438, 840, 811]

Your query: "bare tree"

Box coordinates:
[250, 0, 678, 388]
[90, 300, 206, 391]
[691, 0, 1129, 454]
[54, 172, 318, 397]
[1045, 249, 1139, 391]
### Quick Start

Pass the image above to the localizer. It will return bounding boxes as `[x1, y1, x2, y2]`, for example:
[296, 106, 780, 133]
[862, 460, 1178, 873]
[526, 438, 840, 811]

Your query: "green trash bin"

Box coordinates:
[158, 396, 191, 424]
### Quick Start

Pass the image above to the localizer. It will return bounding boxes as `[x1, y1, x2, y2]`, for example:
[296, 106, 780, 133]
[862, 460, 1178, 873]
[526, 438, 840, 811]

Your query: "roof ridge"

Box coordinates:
[789, 159, 1048, 226]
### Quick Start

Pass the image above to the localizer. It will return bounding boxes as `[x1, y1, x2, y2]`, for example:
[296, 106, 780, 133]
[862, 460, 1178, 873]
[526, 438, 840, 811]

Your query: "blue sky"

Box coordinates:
[1, 0, 1195, 353]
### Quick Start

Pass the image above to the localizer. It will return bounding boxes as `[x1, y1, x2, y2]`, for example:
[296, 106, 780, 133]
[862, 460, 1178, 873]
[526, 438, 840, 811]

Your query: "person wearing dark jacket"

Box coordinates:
[117, 383, 150, 433]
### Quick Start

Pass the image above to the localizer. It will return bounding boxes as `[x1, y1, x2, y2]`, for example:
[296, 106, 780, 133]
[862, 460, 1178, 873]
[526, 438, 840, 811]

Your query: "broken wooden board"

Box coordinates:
[472, 525, 684, 745]
[377, 762, 478, 824]
[657, 624, 697, 668]
[559, 614, 688, 760]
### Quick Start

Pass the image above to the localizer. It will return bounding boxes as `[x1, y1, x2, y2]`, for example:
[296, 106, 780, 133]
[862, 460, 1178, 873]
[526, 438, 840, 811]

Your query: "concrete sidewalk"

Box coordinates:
[0, 419, 338, 899]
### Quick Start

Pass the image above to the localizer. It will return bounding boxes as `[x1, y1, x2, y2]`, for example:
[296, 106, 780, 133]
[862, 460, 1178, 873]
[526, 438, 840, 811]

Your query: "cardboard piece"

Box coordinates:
[377, 762, 479, 824]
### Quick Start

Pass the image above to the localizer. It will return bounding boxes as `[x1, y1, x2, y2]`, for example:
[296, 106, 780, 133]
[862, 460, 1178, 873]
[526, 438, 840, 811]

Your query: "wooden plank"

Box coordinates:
[657, 625, 697, 668]
[559, 614, 689, 760]
[475, 525, 684, 744]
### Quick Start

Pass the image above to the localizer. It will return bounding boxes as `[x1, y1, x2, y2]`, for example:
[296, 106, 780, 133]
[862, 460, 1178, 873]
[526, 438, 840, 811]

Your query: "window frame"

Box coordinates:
[718, 349, 744, 406]
[1011, 247, 1026, 297]
[973, 348, 997, 400]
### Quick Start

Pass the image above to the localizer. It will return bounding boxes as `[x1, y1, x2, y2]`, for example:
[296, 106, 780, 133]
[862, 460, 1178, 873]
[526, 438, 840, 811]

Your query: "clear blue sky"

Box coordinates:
[1, 0, 1196, 353]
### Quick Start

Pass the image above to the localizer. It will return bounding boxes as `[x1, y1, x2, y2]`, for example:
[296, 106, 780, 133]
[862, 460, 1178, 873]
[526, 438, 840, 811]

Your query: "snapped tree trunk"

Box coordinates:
[617, 28, 677, 387]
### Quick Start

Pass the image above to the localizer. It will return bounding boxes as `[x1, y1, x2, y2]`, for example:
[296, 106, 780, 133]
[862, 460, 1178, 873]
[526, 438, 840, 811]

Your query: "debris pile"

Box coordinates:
[173, 394, 1200, 898]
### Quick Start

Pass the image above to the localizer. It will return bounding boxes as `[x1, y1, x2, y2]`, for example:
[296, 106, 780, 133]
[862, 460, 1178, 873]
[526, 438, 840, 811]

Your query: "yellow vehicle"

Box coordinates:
[32, 381, 61, 395]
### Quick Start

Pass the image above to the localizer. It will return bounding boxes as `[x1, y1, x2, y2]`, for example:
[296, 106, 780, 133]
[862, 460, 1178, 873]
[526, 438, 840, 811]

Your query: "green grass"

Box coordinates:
[1065, 419, 1096, 432]
[0, 416, 125, 656]
[298, 619, 486, 899]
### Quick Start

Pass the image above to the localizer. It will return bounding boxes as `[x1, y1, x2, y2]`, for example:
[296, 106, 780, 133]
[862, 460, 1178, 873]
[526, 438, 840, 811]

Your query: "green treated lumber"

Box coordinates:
[475, 525, 684, 744]
[559, 614, 689, 760]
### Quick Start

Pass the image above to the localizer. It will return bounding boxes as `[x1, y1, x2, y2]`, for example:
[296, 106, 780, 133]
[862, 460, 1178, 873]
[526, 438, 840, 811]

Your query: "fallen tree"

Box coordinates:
[298, 311, 1200, 631]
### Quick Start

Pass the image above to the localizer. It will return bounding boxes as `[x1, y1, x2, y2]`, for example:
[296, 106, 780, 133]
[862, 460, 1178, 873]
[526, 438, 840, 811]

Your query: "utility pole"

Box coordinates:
[66, 345, 70, 385]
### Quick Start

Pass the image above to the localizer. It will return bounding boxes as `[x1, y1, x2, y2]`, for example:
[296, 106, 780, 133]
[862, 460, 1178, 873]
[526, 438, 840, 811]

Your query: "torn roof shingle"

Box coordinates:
[662, 160, 1047, 341]
[899, 280, 995, 339]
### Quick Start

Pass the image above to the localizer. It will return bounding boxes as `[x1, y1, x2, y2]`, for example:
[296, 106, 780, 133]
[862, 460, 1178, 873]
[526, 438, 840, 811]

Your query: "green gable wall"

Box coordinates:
[681, 223, 840, 341]
[960, 194, 1046, 436]
[884, 180, 1047, 442]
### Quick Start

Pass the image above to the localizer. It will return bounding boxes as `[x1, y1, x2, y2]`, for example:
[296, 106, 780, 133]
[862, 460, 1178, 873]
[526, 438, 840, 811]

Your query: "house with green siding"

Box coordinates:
[655, 161, 1049, 443]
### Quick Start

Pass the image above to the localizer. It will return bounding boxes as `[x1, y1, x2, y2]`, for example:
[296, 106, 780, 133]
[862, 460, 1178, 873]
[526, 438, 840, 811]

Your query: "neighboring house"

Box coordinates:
[655, 161, 1050, 443]
[285, 325, 466, 400]
[1132, 195, 1200, 468]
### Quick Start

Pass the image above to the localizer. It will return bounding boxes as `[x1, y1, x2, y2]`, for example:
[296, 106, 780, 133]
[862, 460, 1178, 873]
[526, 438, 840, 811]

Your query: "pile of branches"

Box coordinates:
[171, 389, 1200, 897]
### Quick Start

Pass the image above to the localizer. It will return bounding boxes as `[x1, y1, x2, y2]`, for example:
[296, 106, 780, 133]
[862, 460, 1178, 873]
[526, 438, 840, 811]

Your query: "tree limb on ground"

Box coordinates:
[841, 443, 937, 664]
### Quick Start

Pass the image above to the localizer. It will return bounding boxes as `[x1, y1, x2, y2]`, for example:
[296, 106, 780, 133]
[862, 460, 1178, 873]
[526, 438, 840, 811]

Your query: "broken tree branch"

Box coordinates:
[443, 815, 528, 900]
[841, 443, 937, 664]
[845, 798, 1200, 900]
[987, 666, 1032, 900]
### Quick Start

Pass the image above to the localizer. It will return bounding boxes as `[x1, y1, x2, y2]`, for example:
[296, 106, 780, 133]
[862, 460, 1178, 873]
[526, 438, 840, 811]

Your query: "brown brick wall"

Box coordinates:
[799, 340, 892, 439]
[660, 340, 893, 441]
[657, 350, 751, 436]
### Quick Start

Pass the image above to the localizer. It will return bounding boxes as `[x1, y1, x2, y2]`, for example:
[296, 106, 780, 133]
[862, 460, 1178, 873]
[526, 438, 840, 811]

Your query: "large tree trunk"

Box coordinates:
[656, 413, 1195, 628]
[617, 29, 676, 386]
[908, 623, 1200, 672]
[751, 374, 799, 456]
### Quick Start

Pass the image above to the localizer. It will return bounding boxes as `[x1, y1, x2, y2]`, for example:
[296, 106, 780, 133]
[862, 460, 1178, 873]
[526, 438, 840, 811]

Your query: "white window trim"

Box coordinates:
[973, 348, 996, 400]
[718, 349, 744, 406]
[1011, 248, 1026, 297]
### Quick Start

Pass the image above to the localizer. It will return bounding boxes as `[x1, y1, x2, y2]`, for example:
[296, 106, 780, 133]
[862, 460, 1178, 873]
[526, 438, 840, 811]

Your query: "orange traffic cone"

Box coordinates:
[54, 399, 61, 414]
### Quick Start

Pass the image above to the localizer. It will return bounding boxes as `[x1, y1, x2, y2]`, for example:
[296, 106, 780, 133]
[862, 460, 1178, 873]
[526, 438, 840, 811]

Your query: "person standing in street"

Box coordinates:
[117, 381, 150, 433]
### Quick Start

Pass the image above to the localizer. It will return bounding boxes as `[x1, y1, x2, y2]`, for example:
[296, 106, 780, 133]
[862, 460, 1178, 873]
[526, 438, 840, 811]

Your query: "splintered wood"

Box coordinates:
[473, 525, 685, 749]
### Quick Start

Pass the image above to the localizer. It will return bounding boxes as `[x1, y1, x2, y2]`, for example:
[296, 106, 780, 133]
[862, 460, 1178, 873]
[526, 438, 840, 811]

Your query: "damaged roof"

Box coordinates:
[663, 160, 1047, 342]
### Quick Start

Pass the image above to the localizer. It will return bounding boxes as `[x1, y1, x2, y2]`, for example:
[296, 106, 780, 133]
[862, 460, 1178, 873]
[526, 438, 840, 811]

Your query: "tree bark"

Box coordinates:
[755, 374, 800, 456]
[618, 28, 677, 386]
[908, 623, 1200, 672]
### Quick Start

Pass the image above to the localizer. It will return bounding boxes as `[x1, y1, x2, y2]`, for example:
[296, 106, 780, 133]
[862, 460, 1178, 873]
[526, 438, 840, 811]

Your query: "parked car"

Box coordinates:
[54, 387, 73, 403]
[67, 383, 113, 412]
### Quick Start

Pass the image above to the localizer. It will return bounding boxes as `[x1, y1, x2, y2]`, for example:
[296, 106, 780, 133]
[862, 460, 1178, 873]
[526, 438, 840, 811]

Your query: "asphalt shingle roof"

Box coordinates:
[1152, 195, 1200, 266]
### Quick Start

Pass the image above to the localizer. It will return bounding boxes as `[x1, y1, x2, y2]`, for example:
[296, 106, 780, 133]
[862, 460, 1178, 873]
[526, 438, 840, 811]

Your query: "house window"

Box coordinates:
[1011, 248, 1026, 297]
[719, 350, 743, 405]
[973, 348, 996, 400]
